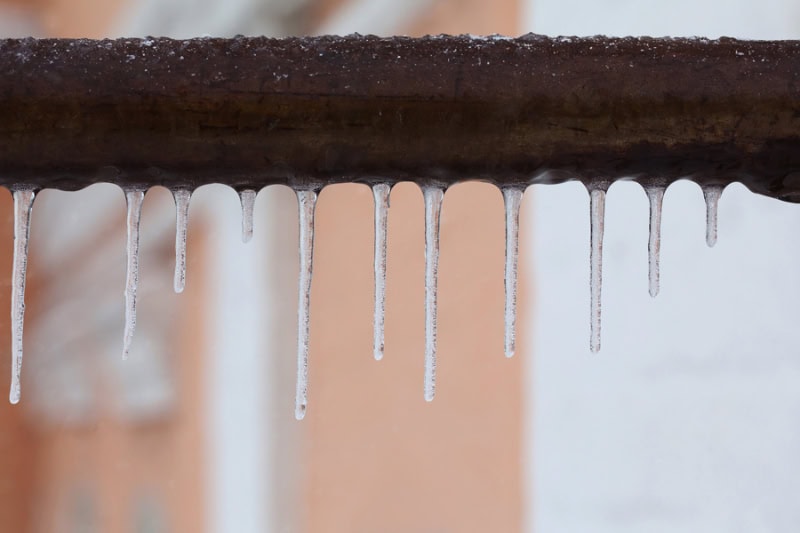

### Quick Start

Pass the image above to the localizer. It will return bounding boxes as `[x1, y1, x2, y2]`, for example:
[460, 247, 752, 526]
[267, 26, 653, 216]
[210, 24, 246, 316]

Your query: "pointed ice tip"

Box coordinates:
[295, 404, 306, 420]
[425, 393, 435, 403]
[649, 286, 659, 298]
[505, 347, 515, 358]
[373, 346, 384, 361]
[174, 281, 185, 294]
[9, 386, 19, 405]
[590, 341, 601, 354]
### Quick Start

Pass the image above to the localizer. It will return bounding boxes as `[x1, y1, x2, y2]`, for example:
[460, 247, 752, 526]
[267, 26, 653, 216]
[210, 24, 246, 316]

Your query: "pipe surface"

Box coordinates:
[1, 35, 800, 200]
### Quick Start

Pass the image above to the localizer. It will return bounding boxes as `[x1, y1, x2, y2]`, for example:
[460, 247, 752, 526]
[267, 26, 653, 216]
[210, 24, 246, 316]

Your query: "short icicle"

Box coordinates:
[239, 189, 256, 244]
[173, 189, 191, 293]
[589, 186, 606, 353]
[295, 189, 317, 420]
[372, 183, 390, 361]
[123, 189, 145, 360]
[423, 185, 444, 402]
[703, 185, 723, 248]
[502, 187, 523, 358]
[9, 189, 35, 404]
[645, 185, 664, 297]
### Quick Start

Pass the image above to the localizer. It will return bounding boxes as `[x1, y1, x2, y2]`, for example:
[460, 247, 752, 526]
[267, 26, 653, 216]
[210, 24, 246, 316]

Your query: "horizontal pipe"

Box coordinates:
[1, 35, 800, 200]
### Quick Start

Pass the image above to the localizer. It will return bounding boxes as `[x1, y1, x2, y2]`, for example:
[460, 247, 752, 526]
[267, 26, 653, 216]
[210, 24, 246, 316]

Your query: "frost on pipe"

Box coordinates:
[1, 35, 800, 198]
[2, 34, 800, 409]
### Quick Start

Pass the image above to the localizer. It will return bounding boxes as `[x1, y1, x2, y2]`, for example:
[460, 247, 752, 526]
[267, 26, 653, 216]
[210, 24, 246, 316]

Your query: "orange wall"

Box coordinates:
[303, 3, 525, 532]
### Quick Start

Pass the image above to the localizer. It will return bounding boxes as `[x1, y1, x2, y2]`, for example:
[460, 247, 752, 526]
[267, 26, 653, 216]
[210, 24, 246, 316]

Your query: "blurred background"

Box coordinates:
[1, 0, 800, 532]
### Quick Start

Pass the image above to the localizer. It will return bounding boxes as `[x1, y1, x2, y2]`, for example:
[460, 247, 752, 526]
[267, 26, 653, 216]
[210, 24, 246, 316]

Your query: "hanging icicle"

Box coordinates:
[703, 185, 723, 248]
[9, 189, 35, 405]
[122, 188, 145, 360]
[423, 185, 444, 402]
[239, 189, 256, 244]
[294, 188, 317, 420]
[645, 185, 665, 297]
[372, 183, 390, 361]
[173, 188, 191, 294]
[588, 185, 606, 353]
[502, 187, 523, 358]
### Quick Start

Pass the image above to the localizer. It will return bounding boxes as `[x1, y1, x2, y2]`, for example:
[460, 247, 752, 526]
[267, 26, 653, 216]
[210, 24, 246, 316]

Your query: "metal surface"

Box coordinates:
[1, 34, 800, 200]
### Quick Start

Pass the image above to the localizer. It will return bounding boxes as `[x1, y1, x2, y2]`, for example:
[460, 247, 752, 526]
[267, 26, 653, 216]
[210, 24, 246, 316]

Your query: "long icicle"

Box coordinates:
[645, 185, 664, 297]
[9, 189, 35, 404]
[372, 183, 390, 361]
[423, 185, 444, 402]
[502, 187, 523, 358]
[703, 185, 723, 248]
[589, 186, 606, 353]
[295, 189, 317, 420]
[173, 189, 191, 293]
[239, 189, 256, 244]
[123, 189, 145, 360]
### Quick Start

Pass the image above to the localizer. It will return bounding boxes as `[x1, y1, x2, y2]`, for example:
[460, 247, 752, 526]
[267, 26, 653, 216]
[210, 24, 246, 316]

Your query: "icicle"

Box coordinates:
[423, 185, 444, 402]
[123, 189, 145, 360]
[9, 189, 35, 405]
[372, 183, 390, 361]
[645, 185, 664, 297]
[589, 186, 606, 353]
[703, 185, 722, 248]
[239, 189, 256, 243]
[295, 189, 317, 420]
[173, 189, 191, 293]
[502, 187, 523, 358]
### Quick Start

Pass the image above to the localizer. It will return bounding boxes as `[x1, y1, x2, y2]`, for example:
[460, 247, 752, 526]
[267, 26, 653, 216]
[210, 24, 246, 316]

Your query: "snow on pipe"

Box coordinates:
[0, 35, 794, 410]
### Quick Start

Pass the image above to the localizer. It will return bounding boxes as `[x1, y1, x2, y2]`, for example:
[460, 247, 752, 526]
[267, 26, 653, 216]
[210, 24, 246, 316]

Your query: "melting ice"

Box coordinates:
[703, 185, 723, 247]
[423, 186, 444, 402]
[239, 189, 256, 244]
[588, 186, 606, 353]
[294, 189, 317, 420]
[372, 183, 390, 361]
[4, 179, 729, 408]
[173, 188, 191, 293]
[503, 187, 523, 358]
[645, 185, 664, 297]
[122, 188, 144, 360]
[9, 189, 35, 404]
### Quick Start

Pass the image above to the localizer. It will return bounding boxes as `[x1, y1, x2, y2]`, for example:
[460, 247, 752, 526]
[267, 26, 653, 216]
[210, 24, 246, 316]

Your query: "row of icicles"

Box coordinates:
[6, 181, 724, 418]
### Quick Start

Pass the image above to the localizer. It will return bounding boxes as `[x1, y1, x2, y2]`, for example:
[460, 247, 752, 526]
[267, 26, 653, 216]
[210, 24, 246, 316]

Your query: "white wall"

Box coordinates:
[523, 3, 800, 532]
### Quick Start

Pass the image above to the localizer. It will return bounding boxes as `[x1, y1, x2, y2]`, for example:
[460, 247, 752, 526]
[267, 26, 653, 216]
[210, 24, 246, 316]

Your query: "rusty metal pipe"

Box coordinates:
[1, 35, 800, 200]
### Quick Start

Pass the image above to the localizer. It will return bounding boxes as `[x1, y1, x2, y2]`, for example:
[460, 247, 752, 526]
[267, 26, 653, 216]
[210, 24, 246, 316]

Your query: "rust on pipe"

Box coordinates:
[1, 35, 800, 200]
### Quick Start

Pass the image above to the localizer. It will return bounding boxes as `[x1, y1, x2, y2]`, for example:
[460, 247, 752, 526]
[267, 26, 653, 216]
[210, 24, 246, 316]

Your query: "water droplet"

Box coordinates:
[372, 183, 390, 361]
[239, 189, 256, 243]
[423, 186, 444, 401]
[173, 189, 191, 293]
[9, 189, 35, 404]
[645, 185, 664, 297]
[295, 189, 317, 420]
[589, 186, 606, 353]
[502, 187, 523, 358]
[123, 189, 144, 360]
[703, 185, 723, 247]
